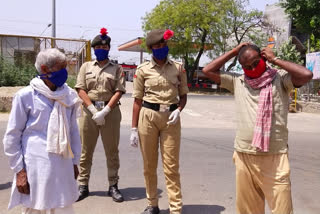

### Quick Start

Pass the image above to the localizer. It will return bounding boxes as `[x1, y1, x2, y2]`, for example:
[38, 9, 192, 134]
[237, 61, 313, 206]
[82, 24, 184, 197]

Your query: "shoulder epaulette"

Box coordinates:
[173, 60, 183, 66]
[137, 61, 150, 69]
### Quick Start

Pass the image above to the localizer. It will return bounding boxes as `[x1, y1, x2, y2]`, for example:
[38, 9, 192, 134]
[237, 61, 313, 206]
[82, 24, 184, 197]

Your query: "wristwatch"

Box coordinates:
[272, 57, 280, 64]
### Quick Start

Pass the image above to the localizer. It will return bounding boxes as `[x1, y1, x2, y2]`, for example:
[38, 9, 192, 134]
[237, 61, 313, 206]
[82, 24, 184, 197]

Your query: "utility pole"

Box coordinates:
[51, 0, 56, 47]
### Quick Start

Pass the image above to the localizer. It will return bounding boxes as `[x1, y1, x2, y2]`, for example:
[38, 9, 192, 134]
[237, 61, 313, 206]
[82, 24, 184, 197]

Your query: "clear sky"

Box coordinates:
[0, 0, 279, 65]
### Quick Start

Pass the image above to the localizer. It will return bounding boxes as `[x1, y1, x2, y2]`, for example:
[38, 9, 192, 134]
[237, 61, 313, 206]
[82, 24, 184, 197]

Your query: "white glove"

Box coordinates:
[92, 105, 111, 126]
[167, 109, 180, 125]
[87, 104, 98, 115]
[130, 127, 139, 148]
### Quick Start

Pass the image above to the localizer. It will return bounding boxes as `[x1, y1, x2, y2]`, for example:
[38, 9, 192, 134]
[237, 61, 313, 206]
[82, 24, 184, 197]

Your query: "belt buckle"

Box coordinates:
[159, 104, 170, 112]
[95, 101, 105, 110]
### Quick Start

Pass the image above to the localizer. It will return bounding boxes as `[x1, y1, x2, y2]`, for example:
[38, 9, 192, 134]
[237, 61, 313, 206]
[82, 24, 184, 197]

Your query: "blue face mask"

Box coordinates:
[40, 68, 68, 87]
[152, 46, 169, 60]
[94, 49, 109, 61]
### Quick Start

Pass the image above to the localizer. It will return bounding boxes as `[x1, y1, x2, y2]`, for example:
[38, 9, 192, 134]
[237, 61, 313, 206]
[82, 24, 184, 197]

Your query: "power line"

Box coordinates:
[0, 26, 41, 36]
[0, 18, 142, 32]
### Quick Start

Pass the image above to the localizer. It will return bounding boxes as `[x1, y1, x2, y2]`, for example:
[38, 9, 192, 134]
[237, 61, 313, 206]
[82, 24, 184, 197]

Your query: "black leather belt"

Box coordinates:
[142, 101, 178, 112]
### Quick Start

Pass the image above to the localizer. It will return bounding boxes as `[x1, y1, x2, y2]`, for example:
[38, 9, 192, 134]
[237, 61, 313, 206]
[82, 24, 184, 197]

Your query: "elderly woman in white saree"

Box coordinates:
[3, 48, 82, 214]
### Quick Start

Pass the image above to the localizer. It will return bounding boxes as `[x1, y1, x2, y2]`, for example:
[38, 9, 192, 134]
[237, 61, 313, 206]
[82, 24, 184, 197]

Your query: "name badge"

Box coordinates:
[95, 101, 105, 110]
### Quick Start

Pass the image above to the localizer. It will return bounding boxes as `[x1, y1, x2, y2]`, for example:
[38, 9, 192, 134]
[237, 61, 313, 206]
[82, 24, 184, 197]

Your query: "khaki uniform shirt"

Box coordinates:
[75, 60, 126, 101]
[132, 58, 189, 104]
[220, 67, 294, 154]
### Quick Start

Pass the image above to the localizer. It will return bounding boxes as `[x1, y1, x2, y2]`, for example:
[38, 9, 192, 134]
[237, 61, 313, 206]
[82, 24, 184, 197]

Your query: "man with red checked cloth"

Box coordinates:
[203, 43, 312, 214]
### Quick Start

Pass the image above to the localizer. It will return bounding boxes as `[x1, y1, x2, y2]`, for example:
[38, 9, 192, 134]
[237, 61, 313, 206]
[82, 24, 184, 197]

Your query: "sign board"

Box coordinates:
[267, 37, 276, 48]
[211, 84, 217, 89]
[306, 52, 320, 79]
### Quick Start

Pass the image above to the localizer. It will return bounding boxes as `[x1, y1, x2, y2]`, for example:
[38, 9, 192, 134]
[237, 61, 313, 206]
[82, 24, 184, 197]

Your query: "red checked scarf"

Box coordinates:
[245, 67, 277, 152]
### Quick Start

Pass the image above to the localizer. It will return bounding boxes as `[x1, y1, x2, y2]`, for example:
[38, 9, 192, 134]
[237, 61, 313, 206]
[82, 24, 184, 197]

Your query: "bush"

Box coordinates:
[0, 58, 78, 88]
[67, 75, 77, 89]
[274, 37, 304, 65]
[0, 58, 37, 86]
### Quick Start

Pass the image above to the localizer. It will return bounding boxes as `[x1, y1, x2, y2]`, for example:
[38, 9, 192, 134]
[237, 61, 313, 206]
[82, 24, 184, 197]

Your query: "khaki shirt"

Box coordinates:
[132, 58, 189, 104]
[220, 68, 294, 154]
[75, 60, 126, 101]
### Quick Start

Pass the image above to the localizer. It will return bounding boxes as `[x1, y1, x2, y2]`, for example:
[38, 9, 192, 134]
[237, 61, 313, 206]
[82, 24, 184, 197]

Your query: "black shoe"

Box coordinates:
[140, 206, 160, 214]
[76, 185, 89, 202]
[108, 183, 124, 202]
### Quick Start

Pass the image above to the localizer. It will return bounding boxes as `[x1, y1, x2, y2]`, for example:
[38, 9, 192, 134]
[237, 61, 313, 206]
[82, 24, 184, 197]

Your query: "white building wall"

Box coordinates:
[264, 3, 291, 48]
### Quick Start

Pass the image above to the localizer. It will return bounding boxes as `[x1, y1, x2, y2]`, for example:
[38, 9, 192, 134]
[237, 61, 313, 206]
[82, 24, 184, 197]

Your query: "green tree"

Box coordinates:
[142, 0, 269, 81]
[142, 0, 232, 82]
[216, 0, 268, 71]
[280, 0, 320, 51]
[310, 33, 320, 52]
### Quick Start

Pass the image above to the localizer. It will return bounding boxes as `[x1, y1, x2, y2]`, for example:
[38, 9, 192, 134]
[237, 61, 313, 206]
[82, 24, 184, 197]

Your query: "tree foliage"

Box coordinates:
[142, 0, 268, 81]
[310, 33, 320, 52]
[280, 0, 320, 38]
[216, 0, 268, 71]
[142, 0, 232, 82]
[280, 0, 320, 51]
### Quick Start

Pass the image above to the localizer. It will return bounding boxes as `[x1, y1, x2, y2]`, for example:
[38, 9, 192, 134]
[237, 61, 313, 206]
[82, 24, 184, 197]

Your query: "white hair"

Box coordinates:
[34, 48, 67, 73]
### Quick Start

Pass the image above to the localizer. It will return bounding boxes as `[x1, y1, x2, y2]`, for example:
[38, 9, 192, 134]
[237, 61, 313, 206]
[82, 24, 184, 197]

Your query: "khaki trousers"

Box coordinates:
[233, 151, 293, 214]
[78, 105, 121, 186]
[138, 107, 182, 214]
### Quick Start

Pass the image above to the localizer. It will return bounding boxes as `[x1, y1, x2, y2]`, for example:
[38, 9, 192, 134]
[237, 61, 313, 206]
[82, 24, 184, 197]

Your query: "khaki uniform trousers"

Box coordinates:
[233, 151, 293, 214]
[78, 105, 121, 186]
[138, 107, 182, 214]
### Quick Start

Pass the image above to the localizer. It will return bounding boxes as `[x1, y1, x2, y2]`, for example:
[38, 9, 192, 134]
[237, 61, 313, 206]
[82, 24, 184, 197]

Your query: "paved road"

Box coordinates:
[0, 85, 319, 214]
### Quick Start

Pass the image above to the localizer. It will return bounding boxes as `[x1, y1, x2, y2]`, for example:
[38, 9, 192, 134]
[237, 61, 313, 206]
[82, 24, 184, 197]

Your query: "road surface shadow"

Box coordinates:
[90, 187, 163, 201]
[0, 182, 12, 190]
[162, 204, 225, 214]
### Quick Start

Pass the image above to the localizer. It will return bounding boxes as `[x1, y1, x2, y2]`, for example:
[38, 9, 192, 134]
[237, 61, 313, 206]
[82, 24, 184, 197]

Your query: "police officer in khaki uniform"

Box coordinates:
[130, 29, 189, 214]
[75, 28, 125, 202]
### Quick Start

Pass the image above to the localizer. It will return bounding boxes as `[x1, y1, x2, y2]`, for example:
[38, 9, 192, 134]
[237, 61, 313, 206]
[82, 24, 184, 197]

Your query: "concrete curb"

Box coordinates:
[0, 87, 24, 112]
[296, 101, 320, 114]
[0, 96, 14, 112]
